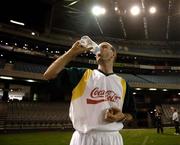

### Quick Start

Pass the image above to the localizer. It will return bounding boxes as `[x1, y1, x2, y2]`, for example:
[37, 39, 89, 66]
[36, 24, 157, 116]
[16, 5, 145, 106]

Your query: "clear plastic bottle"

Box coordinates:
[80, 36, 100, 55]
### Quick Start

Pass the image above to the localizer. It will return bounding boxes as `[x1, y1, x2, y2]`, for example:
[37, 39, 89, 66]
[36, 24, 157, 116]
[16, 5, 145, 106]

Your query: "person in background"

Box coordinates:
[155, 106, 163, 134]
[44, 39, 136, 145]
[171, 107, 180, 135]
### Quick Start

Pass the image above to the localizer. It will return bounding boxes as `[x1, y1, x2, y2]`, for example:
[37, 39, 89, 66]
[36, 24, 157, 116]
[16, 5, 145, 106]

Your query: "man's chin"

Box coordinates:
[96, 58, 103, 64]
[97, 58, 109, 64]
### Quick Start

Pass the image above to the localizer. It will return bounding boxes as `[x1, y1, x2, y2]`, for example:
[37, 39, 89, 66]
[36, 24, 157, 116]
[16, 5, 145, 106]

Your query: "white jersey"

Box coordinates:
[69, 69, 127, 133]
[172, 111, 179, 122]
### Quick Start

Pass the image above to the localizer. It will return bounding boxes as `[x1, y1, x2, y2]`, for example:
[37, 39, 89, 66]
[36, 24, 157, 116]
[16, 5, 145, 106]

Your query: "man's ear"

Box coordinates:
[113, 52, 117, 62]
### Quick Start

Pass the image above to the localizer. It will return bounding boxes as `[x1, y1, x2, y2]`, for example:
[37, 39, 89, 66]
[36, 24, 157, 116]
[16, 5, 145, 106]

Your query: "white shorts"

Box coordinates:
[70, 130, 123, 145]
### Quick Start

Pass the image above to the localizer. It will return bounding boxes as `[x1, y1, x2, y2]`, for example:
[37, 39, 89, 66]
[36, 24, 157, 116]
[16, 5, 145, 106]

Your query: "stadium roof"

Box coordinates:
[0, 0, 180, 41]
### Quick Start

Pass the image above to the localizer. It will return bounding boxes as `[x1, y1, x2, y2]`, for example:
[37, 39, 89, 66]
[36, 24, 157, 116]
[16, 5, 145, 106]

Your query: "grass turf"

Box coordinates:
[0, 128, 179, 145]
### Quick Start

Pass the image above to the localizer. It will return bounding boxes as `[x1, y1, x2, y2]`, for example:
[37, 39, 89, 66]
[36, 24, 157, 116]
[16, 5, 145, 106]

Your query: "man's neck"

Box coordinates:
[98, 64, 113, 74]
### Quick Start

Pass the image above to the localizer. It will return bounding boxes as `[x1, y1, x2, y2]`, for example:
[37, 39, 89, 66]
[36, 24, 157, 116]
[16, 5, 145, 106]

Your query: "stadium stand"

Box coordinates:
[13, 62, 48, 74]
[123, 46, 164, 54]
[138, 75, 180, 84]
[0, 59, 6, 69]
[119, 73, 148, 83]
[161, 104, 180, 125]
[0, 27, 180, 131]
[2, 102, 72, 130]
[0, 102, 7, 130]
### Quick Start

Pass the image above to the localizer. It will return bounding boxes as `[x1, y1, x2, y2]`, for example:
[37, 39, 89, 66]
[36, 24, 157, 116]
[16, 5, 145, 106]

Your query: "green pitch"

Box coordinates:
[0, 128, 179, 145]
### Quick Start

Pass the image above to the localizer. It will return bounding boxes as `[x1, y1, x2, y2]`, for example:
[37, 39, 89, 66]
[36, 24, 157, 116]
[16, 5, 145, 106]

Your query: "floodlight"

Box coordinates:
[0, 76, 13, 80]
[92, 6, 106, 16]
[149, 6, 156, 14]
[130, 6, 140, 16]
[149, 88, 157, 91]
[31, 32, 35, 36]
[10, 20, 25, 26]
[114, 7, 118, 11]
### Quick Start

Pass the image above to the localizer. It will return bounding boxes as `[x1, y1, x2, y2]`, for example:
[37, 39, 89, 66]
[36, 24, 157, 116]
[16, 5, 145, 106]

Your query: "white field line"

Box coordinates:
[141, 136, 149, 145]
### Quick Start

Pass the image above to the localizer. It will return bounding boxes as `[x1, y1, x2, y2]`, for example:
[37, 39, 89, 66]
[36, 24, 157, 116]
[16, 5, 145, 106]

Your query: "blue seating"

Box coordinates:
[14, 62, 48, 73]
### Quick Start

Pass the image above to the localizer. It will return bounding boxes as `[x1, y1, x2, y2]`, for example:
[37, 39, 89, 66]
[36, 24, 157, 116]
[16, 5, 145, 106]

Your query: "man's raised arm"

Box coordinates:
[43, 41, 90, 80]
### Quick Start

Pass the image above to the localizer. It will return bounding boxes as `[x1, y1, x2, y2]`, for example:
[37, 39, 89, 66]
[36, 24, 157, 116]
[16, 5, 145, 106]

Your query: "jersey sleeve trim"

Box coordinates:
[121, 78, 127, 102]
[71, 69, 93, 101]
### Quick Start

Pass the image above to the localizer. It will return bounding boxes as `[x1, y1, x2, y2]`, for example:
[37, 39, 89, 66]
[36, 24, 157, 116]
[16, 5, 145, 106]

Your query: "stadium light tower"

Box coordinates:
[91, 5, 106, 16]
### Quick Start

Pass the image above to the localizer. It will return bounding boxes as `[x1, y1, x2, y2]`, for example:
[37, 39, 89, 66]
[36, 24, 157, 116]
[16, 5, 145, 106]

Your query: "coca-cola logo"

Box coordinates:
[87, 87, 121, 104]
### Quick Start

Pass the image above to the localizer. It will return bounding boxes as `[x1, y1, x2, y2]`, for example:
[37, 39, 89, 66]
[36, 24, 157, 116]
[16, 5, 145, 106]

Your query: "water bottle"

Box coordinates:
[80, 36, 100, 55]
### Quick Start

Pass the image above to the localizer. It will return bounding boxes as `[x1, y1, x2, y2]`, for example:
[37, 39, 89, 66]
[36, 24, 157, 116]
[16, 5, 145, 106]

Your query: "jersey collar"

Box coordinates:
[97, 69, 115, 76]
